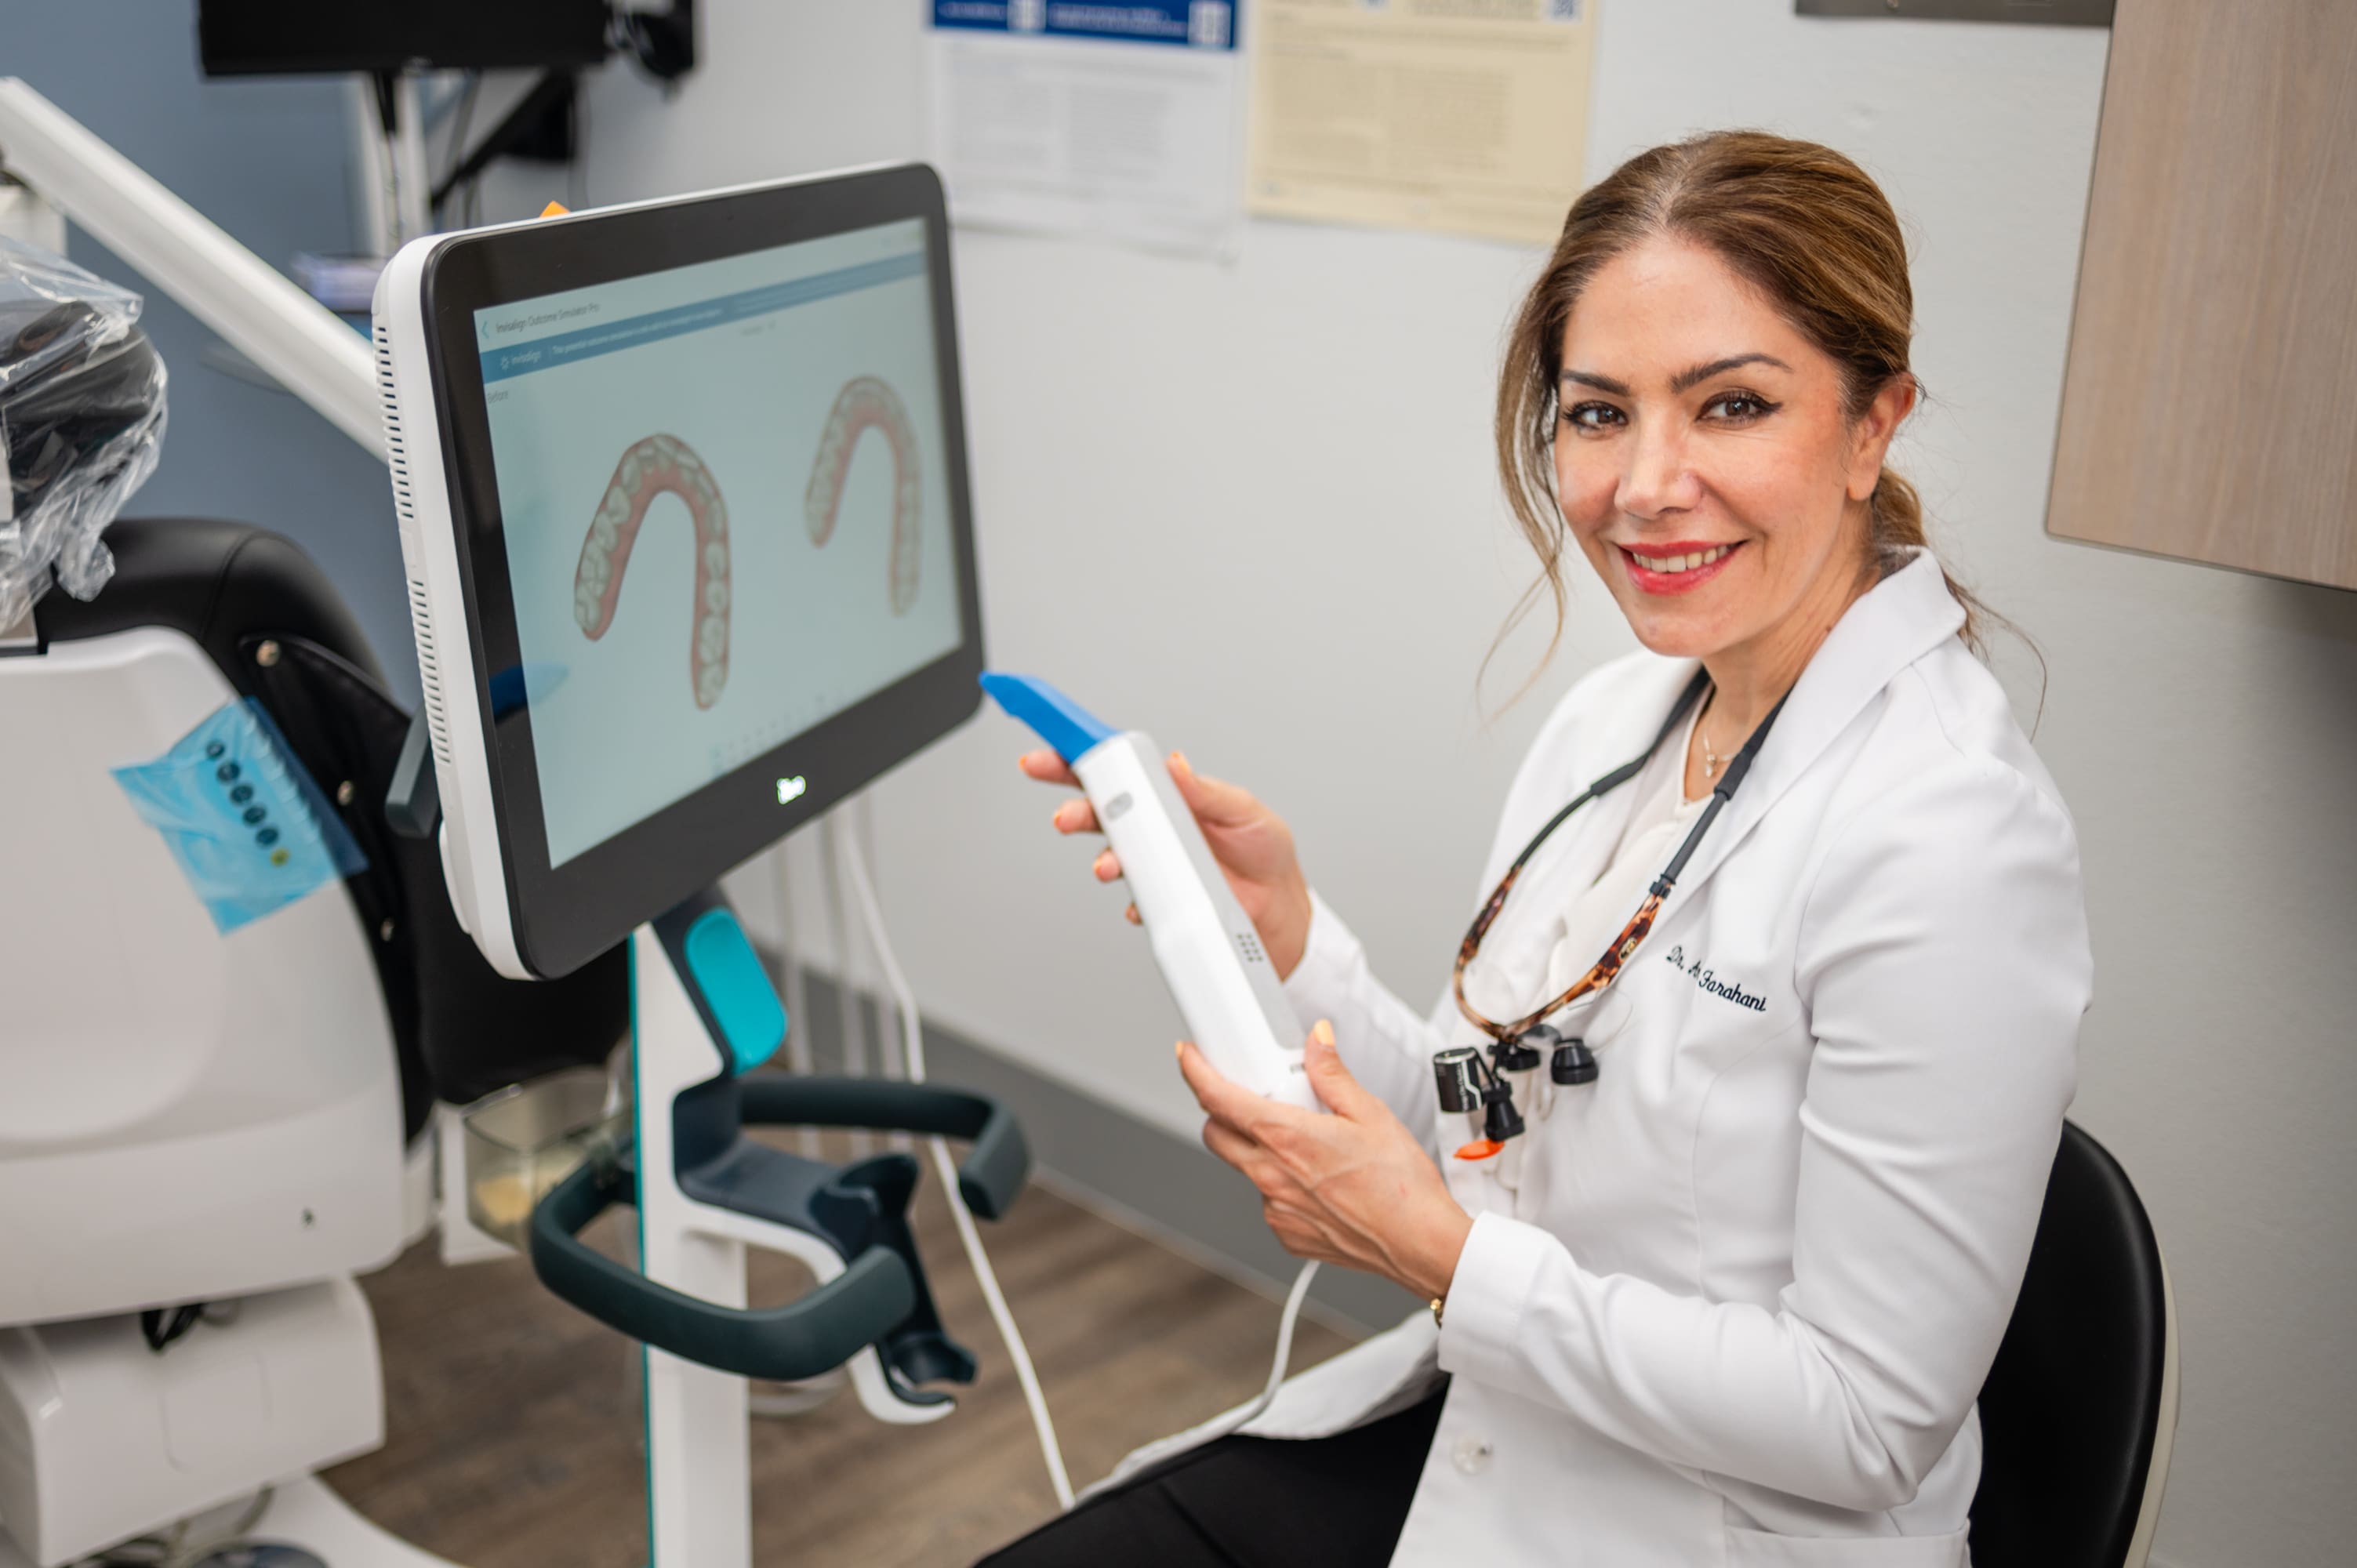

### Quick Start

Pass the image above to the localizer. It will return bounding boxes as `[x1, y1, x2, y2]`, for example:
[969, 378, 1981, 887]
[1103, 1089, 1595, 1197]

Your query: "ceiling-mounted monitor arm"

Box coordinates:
[430, 70, 576, 212]
[353, 70, 431, 256]
[615, 1, 699, 82]
[0, 76, 387, 462]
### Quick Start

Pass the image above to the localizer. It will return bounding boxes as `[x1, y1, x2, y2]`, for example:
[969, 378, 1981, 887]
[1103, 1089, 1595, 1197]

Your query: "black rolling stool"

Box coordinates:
[1971, 1121, 2179, 1567]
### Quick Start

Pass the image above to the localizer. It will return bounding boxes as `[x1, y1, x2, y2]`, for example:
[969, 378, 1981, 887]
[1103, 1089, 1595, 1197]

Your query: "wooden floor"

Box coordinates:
[328, 1133, 1356, 1568]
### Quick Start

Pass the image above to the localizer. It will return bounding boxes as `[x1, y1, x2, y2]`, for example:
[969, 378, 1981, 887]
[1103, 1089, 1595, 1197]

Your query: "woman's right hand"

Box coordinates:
[1018, 748, 1315, 980]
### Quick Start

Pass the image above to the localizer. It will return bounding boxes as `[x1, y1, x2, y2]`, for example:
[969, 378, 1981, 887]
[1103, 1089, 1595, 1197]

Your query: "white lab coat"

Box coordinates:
[1104, 552, 2090, 1566]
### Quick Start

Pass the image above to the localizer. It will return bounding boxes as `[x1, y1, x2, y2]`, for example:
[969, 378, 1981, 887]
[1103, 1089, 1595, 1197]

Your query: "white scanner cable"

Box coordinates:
[840, 829, 1323, 1512]
[1225, 1257, 1319, 1436]
[841, 836, 1076, 1510]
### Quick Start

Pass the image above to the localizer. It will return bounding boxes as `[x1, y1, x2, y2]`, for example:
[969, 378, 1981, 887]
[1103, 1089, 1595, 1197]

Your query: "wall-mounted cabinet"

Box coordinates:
[2046, 0, 2357, 590]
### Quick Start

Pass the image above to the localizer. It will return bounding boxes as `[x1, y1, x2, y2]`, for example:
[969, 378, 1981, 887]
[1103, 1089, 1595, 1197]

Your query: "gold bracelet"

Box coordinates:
[1428, 1294, 1446, 1330]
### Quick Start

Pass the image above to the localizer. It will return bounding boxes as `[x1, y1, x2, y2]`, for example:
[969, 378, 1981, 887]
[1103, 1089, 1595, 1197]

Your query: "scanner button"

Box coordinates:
[1451, 1436, 1494, 1475]
[1104, 791, 1133, 822]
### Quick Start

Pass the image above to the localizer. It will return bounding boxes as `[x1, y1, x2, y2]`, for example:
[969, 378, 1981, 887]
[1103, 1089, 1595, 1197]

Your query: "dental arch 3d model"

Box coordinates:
[571, 379, 920, 711]
[573, 433, 732, 709]
[805, 376, 921, 615]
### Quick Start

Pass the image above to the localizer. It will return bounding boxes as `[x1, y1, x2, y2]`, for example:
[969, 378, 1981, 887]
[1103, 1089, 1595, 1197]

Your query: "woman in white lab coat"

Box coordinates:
[983, 131, 2089, 1568]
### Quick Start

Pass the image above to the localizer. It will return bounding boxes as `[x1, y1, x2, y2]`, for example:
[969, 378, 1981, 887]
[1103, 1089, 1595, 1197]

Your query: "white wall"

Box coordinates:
[572, 6, 2357, 1563]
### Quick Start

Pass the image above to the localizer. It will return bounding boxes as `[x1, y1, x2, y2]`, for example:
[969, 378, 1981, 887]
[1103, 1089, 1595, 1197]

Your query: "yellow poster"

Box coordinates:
[1248, 0, 1598, 245]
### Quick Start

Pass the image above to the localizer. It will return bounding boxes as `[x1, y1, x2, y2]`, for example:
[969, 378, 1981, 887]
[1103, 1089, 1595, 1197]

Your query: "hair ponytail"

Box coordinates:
[1868, 466, 1926, 554]
[1869, 464, 1995, 656]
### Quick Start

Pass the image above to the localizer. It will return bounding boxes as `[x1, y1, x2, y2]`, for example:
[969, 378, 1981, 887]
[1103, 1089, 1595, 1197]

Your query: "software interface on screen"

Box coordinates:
[473, 220, 963, 867]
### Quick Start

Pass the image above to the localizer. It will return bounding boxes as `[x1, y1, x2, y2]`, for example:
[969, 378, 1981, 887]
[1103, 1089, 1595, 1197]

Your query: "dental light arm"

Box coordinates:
[0, 77, 385, 459]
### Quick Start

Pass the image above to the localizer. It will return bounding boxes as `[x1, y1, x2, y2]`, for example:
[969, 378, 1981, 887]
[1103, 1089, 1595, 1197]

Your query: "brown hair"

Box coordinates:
[1494, 129, 1996, 670]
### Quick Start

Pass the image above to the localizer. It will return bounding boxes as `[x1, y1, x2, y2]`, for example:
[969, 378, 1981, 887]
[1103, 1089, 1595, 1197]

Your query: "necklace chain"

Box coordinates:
[1698, 697, 1727, 779]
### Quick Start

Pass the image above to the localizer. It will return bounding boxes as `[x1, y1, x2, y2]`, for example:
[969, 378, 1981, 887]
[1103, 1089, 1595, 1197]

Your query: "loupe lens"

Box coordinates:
[1433, 1047, 1482, 1113]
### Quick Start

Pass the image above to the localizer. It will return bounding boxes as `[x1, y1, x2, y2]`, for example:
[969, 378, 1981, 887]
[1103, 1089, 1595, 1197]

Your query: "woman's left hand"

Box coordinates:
[1179, 1021, 1474, 1302]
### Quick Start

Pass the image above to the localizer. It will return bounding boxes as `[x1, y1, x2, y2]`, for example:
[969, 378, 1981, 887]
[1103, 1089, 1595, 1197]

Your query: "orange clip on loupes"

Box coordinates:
[1455, 1139, 1505, 1162]
[539, 201, 571, 219]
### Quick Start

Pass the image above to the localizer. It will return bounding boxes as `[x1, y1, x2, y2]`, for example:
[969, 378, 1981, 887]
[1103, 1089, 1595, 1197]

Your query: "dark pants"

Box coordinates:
[977, 1388, 1447, 1568]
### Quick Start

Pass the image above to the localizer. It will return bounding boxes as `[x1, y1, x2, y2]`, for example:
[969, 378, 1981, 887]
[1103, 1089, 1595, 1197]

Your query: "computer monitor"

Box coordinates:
[376, 167, 983, 980]
[197, 0, 612, 76]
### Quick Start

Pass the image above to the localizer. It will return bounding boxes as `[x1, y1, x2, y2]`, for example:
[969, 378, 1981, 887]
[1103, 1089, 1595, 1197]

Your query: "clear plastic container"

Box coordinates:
[461, 1067, 630, 1249]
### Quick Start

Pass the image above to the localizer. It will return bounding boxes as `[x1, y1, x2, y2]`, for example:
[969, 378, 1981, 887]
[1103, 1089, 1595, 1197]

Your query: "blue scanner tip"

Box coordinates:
[979, 672, 1117, 764]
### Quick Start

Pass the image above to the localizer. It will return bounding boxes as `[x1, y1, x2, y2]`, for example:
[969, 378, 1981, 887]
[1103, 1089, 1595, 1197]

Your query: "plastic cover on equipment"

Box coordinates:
[0, 235, 168, 629]
[111, 697, 368, 935]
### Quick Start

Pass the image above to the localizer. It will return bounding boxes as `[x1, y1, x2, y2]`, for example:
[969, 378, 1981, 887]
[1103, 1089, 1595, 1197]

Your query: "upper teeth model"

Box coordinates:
[573, 433, 732, 710]
[1632, 544, 1732, 574]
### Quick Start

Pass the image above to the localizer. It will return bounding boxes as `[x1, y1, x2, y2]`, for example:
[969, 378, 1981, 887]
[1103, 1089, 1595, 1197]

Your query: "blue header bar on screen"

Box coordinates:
[932, 2, 1237, 50]
[477, 251, 927, 383]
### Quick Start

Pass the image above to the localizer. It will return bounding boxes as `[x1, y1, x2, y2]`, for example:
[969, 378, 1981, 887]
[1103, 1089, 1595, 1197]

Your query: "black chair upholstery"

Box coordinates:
[1970, 1121, 2170, 1567]
[33, 517, 628, 1134]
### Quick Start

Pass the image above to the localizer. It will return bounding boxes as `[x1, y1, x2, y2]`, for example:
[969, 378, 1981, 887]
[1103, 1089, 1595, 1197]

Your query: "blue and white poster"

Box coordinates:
[926, 2, 1247, 258]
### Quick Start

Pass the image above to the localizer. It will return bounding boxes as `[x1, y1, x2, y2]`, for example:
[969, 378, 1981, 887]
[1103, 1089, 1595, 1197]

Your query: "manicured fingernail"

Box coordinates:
[1313, 1019, 1335, 1047]
[1175, 1040, 1186, 1058]
[1171, 751, 1189, 772]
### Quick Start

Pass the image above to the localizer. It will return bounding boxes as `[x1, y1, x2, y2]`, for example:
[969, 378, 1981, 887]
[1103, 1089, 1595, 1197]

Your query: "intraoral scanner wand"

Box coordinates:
[982, 673, 1322, 1112]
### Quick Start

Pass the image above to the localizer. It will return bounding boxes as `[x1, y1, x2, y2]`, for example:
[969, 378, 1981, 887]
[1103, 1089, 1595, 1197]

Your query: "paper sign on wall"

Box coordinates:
[1248, 0, 1597, 246]
[926, 2, 1248, 259]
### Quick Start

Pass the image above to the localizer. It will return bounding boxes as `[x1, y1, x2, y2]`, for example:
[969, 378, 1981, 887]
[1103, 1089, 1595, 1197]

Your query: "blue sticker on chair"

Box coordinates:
[682, 906, 786, 1074]
[111, 697, 368, 934]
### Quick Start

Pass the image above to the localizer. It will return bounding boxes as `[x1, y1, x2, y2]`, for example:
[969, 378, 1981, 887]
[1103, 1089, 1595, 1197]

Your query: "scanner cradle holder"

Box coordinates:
[534, 1076, 1020, 1396]
[525, 887, 1030, 1486]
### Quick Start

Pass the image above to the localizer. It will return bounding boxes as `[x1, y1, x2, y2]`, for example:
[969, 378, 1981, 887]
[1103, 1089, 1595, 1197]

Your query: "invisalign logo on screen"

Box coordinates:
[776, 776, 808, 804]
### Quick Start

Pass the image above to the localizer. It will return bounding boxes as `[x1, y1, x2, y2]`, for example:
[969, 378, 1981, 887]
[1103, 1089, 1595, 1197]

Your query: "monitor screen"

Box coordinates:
[397, 167, 984, 978]
[470, 220, 964, 868]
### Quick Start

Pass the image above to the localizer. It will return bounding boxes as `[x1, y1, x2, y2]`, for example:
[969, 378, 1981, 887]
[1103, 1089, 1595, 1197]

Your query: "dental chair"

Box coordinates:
[0, 513, 627, 1565]
[0, 515, 1022, 1566]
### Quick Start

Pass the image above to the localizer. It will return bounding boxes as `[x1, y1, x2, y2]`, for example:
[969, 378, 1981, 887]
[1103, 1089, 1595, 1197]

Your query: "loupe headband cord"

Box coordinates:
[1451, 675, 1788, 1047]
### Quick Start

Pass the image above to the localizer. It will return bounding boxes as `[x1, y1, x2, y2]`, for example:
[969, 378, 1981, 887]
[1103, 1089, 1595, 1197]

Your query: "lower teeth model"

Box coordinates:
[804, 376, 923, 615]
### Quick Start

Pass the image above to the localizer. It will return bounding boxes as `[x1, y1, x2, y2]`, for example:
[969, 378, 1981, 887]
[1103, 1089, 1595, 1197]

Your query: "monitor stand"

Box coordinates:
[531, 887, 1030, 1567]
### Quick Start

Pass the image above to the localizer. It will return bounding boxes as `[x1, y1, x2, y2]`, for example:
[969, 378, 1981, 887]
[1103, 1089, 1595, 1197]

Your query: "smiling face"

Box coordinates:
[1553, 236, 1905, 666]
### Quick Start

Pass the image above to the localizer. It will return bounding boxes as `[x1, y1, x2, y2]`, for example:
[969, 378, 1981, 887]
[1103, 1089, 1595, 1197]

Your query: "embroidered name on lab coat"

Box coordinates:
[1664, 946, 1768, 1014]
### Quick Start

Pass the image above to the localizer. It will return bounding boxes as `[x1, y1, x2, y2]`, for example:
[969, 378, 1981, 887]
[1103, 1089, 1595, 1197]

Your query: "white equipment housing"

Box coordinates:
[0, 632, 405, 1324]
[0, 629, 415, 1566]
[0, 1283, 385, 1566]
